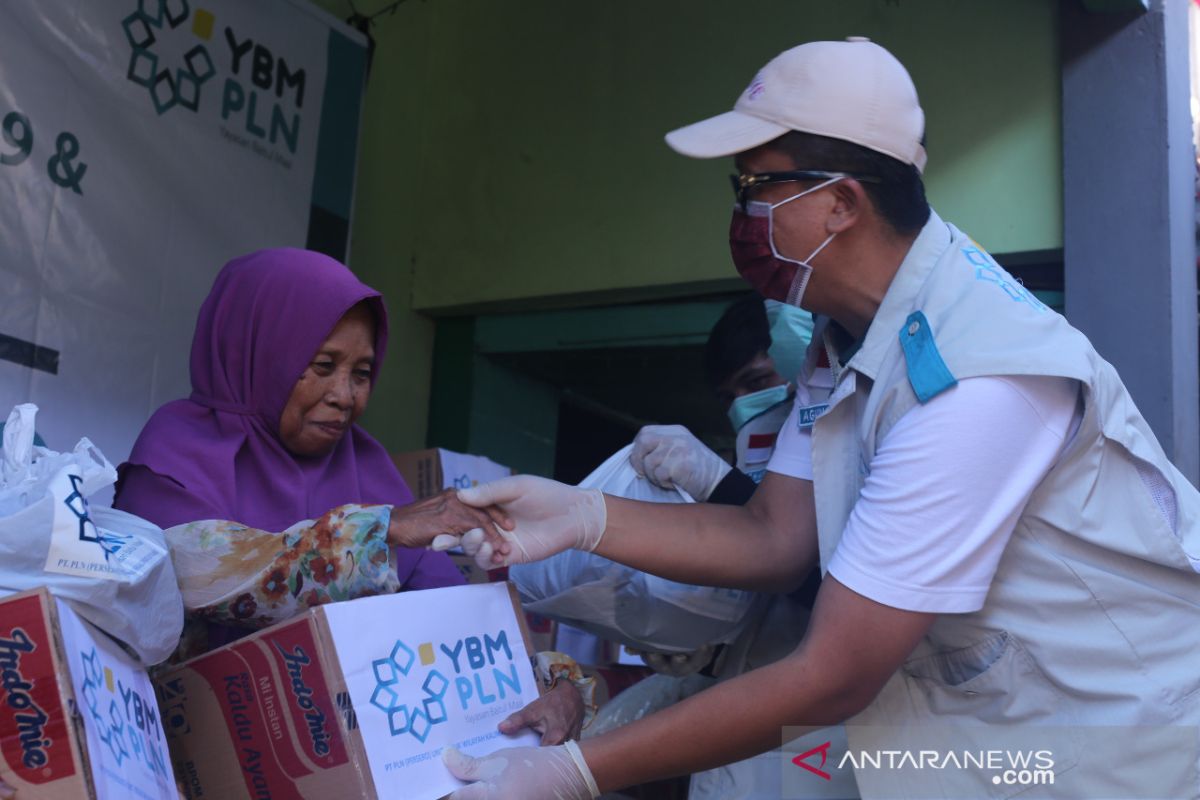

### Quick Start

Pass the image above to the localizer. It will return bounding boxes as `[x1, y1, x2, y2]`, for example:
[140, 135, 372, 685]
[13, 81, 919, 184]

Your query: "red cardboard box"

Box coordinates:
[0, 588, 87, 798]
[156, 613, 369, 799]
[0, 587, 176, 800]
[156, 583, 540, 800]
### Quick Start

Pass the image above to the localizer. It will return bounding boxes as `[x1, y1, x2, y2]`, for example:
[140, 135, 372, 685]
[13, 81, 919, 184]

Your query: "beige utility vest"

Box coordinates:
[810, 211, 1200, 798]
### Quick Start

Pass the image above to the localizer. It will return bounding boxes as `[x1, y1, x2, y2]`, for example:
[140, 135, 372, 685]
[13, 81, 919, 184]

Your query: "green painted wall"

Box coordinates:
[313, 0, 437, 452]
[313, 0, 1060, 453]
[403, 0, 1060, 311]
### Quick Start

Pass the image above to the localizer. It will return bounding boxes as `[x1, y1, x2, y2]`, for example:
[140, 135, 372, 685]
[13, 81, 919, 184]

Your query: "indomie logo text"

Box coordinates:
[0, 630, 52, 769]
[273, 643, 331, 757]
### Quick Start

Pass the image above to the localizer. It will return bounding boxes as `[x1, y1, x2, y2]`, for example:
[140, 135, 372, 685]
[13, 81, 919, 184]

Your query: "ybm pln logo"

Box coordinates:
[77, 647, 170, 780]
[122, 0, 307, 155]
[370, 631, 523, 744]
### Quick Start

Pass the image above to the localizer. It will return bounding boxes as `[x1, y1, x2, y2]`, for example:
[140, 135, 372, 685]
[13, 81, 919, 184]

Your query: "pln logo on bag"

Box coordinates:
[43, 466, 158, 582]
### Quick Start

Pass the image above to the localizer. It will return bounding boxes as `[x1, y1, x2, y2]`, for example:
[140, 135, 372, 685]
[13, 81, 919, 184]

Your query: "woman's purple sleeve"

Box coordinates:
[113, 464, 225, 529]
[394, 546, 467, 590]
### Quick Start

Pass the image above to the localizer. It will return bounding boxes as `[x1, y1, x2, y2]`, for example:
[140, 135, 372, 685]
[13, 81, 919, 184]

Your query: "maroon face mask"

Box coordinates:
[729, 203, 797, 302]
[728, 179, 840, 307]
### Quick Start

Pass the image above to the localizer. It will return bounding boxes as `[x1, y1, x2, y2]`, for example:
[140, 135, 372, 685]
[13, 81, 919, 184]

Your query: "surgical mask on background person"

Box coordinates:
[733, 388, 793, 482]
[764, 300, 814, 382]
[728, 177, 841, 307]
[727, 383, 790, 431]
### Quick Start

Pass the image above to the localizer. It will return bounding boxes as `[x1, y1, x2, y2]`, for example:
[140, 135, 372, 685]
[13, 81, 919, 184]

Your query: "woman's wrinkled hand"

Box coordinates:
[386, 490, 512, 549]
[497, 680, 584, 745]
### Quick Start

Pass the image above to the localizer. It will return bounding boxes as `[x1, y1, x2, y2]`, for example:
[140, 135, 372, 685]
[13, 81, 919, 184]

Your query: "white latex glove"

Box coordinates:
[630, 424, 731, 501]
[444, 741, 600, 800]
[435, 475, 606, 568]
[640, 645, 718, 677]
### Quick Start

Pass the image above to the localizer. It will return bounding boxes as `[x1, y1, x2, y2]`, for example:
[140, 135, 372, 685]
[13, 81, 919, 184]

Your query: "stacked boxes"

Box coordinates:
[391, 448, 511, 501]
[156, 582, 542, 800]
[0, 587, 176, 800]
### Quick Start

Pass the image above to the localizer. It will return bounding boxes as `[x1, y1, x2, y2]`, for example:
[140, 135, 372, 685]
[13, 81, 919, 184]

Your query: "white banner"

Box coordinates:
[0, 0, 367, 474]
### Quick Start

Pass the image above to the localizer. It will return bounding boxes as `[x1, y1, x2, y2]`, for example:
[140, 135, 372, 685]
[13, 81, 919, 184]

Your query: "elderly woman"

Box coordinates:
[115, 248, 589, 743]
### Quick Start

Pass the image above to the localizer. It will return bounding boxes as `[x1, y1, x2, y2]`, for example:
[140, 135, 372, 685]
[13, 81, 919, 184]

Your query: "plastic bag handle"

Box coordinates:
[1, 403, 38, 481]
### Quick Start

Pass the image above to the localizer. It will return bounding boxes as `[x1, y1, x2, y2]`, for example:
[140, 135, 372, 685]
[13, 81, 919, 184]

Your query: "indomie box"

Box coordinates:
[156, 582, 542, 800]
[0, 586, 176, 800]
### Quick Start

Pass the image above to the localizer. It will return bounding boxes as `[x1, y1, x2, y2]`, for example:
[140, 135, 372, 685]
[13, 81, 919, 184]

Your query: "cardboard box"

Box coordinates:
[523, 612, 557, 656]
[446, 555, 557, 653]
[0, 586, 176, 800]
[392, 449, 511, 500]
[447, 553, 508, 587]
[156, 582, 542, 800]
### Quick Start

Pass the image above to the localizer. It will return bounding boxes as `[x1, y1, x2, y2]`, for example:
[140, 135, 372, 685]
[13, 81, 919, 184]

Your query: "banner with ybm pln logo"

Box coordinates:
[0, 0, 366, 472]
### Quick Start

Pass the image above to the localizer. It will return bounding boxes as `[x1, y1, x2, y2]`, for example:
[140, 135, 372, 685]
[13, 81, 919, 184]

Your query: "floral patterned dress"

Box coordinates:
[163, 504, 598, 729]
[165, 504, 398, 658]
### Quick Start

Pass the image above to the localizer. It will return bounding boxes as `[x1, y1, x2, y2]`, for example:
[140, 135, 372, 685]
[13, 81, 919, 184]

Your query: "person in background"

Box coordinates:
[631, 293, 814, 504]
[623, 295, 847, 800]
[114, 248, 588, 743]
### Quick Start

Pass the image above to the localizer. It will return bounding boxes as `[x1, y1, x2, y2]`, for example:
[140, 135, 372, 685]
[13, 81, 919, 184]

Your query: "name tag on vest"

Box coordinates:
[797, 403, 828, 429]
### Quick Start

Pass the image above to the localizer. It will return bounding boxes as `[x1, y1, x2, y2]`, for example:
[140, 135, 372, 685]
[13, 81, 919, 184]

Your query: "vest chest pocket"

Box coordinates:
[859, 631, 1082, 799]
[901, 632, 1075, 723]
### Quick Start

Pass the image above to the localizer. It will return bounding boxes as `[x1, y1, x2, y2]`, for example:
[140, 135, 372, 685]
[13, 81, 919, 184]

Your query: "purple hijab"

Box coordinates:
[116, 248, 460, 590]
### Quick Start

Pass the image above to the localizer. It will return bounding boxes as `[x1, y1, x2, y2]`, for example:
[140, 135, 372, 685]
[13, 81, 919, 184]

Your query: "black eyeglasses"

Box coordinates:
[730, 170, 881, 212]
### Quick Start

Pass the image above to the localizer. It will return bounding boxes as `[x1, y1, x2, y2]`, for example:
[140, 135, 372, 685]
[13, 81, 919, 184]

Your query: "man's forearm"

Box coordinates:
[580, 645, 861, 791]
[579, 577, 937, 792]
[596, 473, 817, 592]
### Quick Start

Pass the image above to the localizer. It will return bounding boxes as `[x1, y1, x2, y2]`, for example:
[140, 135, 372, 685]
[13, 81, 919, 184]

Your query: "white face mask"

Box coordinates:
[741, 176, 841, 309]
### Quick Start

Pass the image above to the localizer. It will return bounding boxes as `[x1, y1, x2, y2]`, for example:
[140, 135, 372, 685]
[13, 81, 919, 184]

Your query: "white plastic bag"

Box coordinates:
[584, 673, 714, 739]
[510, 445, 757, 653]
[0, 404, 184, 664]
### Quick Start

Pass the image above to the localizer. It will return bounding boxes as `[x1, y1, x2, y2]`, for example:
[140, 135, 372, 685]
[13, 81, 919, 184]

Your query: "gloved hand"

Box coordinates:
[630, 425, 731, 501]
[435, 475, 606, 568]
[444, 741, 600, 800]
[640, 645, 718, 677]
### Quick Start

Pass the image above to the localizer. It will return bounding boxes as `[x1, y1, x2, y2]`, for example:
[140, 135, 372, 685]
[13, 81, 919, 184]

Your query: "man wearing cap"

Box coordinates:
[438, 39, 1200, 799]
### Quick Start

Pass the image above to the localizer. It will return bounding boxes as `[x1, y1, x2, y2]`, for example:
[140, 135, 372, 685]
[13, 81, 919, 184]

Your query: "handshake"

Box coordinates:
[413, 474, 608, 568]
[395, 425, 726, 568]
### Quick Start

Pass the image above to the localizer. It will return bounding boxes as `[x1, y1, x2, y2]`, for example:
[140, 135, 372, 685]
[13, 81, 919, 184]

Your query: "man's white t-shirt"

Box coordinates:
[767, 374, 1081, 613]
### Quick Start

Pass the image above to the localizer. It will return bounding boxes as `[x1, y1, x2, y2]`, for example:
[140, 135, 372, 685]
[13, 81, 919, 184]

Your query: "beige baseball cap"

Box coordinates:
[665, 37, 927, 173]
